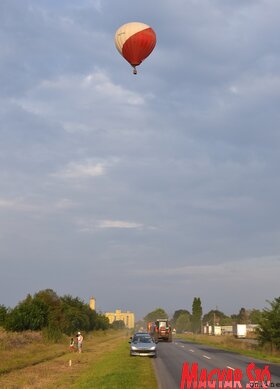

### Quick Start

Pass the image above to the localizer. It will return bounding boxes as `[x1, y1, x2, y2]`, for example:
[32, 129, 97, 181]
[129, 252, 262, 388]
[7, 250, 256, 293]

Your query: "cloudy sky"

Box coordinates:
[1, 0, 280, 319]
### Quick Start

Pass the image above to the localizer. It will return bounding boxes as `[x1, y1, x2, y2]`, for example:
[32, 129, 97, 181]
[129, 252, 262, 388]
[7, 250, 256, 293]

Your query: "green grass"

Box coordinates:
[72, 339, 158, 389]
[0, 329, 67, 374]
[0, 330, 135, 388]
[176, 334, 280, 364]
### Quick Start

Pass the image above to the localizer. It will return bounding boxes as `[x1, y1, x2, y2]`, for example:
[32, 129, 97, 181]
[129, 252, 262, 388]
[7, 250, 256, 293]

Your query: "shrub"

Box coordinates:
[256, 297, 280, 351]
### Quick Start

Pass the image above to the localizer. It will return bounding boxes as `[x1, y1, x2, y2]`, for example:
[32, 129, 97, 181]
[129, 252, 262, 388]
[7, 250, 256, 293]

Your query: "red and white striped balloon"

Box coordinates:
[115, 22, 156, 74]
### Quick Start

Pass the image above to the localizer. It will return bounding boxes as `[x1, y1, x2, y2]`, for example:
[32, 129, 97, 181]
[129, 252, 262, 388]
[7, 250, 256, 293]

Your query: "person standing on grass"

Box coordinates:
[69, 337, 75, 352]
[76, 331, 83, 353]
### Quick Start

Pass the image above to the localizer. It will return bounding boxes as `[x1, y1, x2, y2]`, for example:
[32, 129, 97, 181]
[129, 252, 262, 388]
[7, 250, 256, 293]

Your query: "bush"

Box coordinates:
[111, 320, 125, 330]
[4, 289, 110, 336]
[0, 305, 7, 326]
[256, 297, 280, 351]
[42, 326, 64, 343]
[5, 298, 48, 331]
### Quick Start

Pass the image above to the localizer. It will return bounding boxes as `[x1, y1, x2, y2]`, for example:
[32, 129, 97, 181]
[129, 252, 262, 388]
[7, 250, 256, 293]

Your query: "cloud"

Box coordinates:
[0, 198, 19, 209]
[133, 255, 280, 279]
[15, 70, 146, 118]
[87, 0, 102, 13]
[54, 198, 77, 209]
[0, 198, 38, 212]
[98, 220, 144, 229]
[52, 160, 106, 179]
[0, 197, 77, 214]
[83, 71, 145, 105]
[1, 0, 280, 317]
[77, 218, 145, 233]
[228, 74, 280, 100]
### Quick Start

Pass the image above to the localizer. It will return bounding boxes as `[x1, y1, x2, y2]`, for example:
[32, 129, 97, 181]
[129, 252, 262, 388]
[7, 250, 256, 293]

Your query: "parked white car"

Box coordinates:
[129, 333, 157, 358]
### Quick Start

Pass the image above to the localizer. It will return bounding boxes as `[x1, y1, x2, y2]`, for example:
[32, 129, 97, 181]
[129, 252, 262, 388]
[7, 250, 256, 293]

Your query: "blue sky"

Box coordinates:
[1, 0, 280, 319]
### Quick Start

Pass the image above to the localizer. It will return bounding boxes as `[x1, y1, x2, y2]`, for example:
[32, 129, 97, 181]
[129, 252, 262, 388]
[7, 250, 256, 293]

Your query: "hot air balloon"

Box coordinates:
[115, 22, 156, 74]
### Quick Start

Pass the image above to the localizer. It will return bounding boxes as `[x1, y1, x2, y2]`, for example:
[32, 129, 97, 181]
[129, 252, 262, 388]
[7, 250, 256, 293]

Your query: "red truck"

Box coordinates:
[149, 319, 172, 342]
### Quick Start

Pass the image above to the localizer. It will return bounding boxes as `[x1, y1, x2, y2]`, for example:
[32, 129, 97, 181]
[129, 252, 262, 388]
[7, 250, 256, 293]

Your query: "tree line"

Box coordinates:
[0, 289, 110, 341]
[143, 296, 280, 351]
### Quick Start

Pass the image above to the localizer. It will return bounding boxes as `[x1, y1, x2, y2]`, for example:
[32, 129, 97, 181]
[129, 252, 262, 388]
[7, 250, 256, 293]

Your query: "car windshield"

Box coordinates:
[133, 336, 153, 343]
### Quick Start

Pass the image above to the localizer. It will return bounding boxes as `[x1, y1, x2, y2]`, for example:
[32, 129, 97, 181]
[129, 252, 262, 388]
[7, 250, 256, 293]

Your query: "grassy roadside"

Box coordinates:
[0, 331, 124, 388]
[0, 329, 67, 374]
[176, 334, 280, 364]
[0, 330, 158, 388]
[72, 339, 158, 389]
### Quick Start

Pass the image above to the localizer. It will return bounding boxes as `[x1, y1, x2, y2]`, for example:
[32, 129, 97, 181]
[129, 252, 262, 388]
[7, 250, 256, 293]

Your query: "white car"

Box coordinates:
[129, 333, 157, 358]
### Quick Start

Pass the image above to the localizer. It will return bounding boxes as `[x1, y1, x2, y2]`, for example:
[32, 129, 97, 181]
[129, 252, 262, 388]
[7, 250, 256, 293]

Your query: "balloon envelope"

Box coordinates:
[115, 22, 156, 71]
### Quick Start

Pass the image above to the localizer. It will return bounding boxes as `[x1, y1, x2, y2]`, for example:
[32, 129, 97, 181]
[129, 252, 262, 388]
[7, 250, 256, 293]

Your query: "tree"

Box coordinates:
[191, 297, 202, 333]
[203, 310, 231, 326]
[61, 306, 89, 335]
[237, 307, 249, 324]
[111, 320, 125, 330]
[249, 309, 262, 324]
[172, 309, 190, 324]
[144, 308, 168, 323]
[0, 305, 7, 326]
[34, 289, 60, 307]
[61, 295, 90, 335]
[34, 289, 64, 339]
[134, 319, 146, 332]
[95, 314, 110, 330]
[5, 297, 49, 331]
[175, 313, 191, 333]
[4, 289, 110, 337]
[256, 297, 280, 351]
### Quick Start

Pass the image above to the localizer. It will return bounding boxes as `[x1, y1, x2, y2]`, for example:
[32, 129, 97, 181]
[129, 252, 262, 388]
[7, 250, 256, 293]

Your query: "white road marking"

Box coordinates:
[227, 366, 235, 370]
[189, 349, 194, 352]
[203, 355, 211, 359]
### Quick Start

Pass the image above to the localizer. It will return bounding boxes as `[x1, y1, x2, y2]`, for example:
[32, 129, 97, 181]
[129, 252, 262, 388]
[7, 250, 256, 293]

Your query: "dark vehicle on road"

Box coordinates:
[129, 333, 157, 358]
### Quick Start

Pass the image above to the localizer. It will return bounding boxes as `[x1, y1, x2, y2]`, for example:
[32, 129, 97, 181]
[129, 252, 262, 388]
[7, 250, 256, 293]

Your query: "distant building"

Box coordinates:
[89, 296, 96, 311]
[246, 324, 259, 333]
[105, 309, 135, 329]
[221, 325, 233, 335]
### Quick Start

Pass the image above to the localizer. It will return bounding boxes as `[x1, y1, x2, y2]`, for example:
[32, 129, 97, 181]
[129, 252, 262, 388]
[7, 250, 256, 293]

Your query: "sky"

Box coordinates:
[1, 0, 280, 320]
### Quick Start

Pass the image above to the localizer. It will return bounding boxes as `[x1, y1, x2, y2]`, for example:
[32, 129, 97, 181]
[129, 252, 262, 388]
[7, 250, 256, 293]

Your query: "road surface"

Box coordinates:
[153, 338, 280, 389]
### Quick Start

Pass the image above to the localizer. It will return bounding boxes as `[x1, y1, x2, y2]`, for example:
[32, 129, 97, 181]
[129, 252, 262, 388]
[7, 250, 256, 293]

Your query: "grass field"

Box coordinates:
[176, 333, 280, 363]
[2, 328, 278, 388]
[0, 329, 158, 388]
[72, 339, 158, 389]
[0, 329, 67, 375]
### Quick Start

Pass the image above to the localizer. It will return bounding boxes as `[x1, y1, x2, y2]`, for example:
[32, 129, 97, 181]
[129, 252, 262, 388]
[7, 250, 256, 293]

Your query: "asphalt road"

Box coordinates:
[153, 339, 280, 389]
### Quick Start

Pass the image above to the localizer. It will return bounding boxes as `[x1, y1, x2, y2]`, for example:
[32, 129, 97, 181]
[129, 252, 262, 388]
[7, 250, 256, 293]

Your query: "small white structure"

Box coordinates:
[212, 326, 222, 336]
[221, 326, 233, 335]
[246, 324, 259, 333]
[233, 324, 247, 338]
[203, 324, 213, 335]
